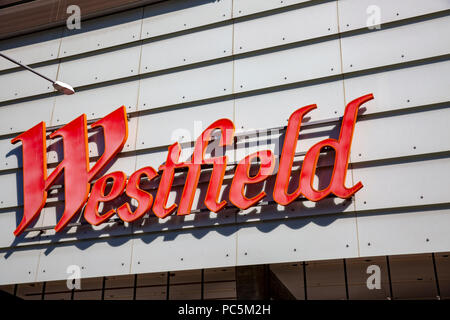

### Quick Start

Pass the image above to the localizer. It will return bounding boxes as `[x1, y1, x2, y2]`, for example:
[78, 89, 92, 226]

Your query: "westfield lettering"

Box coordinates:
[11, 94, 373, 236]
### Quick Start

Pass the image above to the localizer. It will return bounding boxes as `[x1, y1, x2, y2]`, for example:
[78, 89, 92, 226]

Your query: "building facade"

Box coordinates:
[0, 0, 449, 300]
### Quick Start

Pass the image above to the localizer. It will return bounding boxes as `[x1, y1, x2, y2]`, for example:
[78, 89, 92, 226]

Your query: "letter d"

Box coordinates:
[300, 94, 374, 201]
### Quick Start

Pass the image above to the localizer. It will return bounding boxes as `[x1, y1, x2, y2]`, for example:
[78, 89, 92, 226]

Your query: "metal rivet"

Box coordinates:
[293, 248, 296, 252]
[363, 201, 367, 204]
[180, 258, 183, 261]
[420, 196, 423, 199]
[358, 153, 362, 157]
[346, 244, 349, 248]
[244, 252, 247, 255]
[413, 146, 416, 149]
[331, 68, 334, 71]
[367, 243, 371, 246]
[350, 64, 353, 67]
[426, 238, 429, 242]
[137, 261, 140, 264]
[226, 254, 229, 257]
[121, 263, 124, 266]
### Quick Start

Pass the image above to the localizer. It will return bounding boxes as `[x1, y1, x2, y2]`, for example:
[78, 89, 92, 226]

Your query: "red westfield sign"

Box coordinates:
[11, 94, 373, 236]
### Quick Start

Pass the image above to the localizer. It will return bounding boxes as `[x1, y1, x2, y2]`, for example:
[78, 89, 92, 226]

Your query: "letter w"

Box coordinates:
[11, 106, 128, 236]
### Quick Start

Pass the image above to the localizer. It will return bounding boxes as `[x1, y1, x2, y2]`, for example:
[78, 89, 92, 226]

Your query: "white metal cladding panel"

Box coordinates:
[136, 100, 234, 149]
[0, 209, 42, 248]
[140, 24, 232, 73]
[37, 205, 133, 245]
[233, 0, 311, 17]
[0, 137, 19, 171]
[138, 61, 233, 110]
[132, 205, 236, 234]
[35, 237, 134, 282]
[89, 154, 137, 177]
[339, 0, 450, 31]
[0, 247, 41, 285]
[234, 1, 338, 54]
[234, 122, 341, 161]
[353, 157, 450, 211]
[341, 16, 450, 73]
[236, 214, 359, 265]
[0, 171, 21, 208]
[141, 0, 232, 39]
[0, 64, 58, 102]
[57, 45, 141, 88]
[344, 60, 450, 114]
[0, 97, 55, 136]
[135, 147, 193, 170]
[235, 80, 345, 131]
[234, 39, 341, 93]
[52, 80, 139, 125]
[59, 8, 143, 58]
[0, 28, 62, 71]
[352, 108, 450, 163]
[357, 208, 450, 257]
[130, 226, 237, 274]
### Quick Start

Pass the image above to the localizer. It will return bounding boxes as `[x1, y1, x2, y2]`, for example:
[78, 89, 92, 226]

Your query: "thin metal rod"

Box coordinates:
[41, 281, 46, 300]
[0, 52, 54, 83]
[431, 253, 441, 300]
[133, 274, 138, 300]
[166, 272, 170, 300]
[343, 259, 349, 300]
[302, 261, 308, 300]
[201, 269, 204, 300]
[101, 277, 106, 300]
[385, 256, 394, 300]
